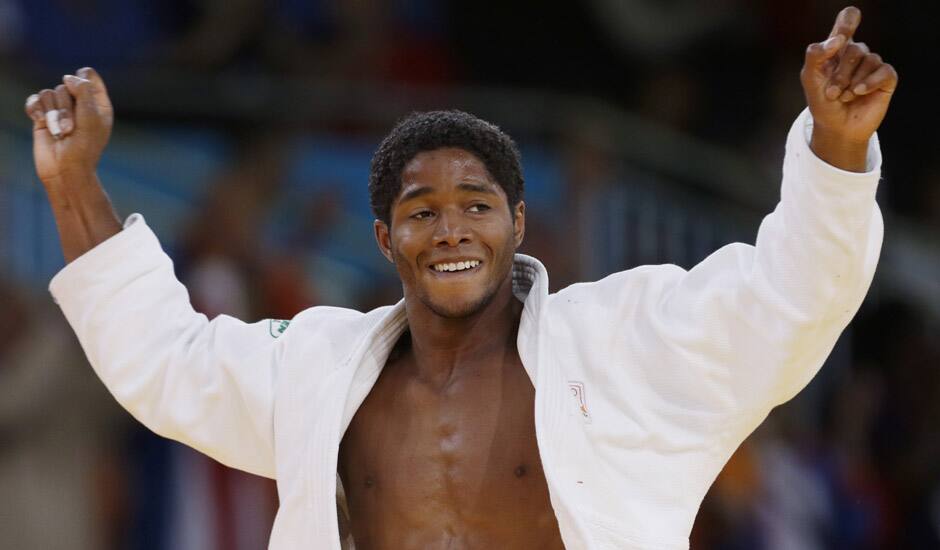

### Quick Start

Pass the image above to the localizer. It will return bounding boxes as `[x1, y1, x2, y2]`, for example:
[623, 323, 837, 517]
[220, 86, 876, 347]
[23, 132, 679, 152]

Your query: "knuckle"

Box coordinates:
[845, 45, 864, 61]
[867, 53, 882, 64]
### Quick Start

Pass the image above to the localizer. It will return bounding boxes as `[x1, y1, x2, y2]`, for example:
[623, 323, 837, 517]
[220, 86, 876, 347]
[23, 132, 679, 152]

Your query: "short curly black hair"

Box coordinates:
[369, 110, 524, 225]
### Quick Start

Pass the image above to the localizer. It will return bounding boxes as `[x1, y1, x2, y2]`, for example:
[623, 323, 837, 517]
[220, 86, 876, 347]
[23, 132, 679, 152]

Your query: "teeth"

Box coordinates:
[433, 260, 480, 272]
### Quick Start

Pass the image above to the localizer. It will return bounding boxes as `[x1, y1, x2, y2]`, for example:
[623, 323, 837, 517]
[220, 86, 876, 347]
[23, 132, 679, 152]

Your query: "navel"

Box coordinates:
[514, 465, 527, 478]
[364, 475, 375, 488]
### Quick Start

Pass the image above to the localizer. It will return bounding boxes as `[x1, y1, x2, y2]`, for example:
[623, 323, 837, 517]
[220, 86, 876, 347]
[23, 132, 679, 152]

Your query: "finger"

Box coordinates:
[76, 67, 111, 113]
[851, 63, 898, 96]
[38, 88, 55, 112]
[828, 6, 862, 41]
[25, 94, 46, 129]
[37, 89, 62, 138]
[826, 41, 870, 100]
[838, 53, 882, 102]
[804, 34, 847, 74]
[53, 84, 75, 135]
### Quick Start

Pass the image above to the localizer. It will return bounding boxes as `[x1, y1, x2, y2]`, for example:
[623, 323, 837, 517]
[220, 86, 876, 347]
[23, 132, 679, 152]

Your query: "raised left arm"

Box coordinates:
[550, 7, 895, 421]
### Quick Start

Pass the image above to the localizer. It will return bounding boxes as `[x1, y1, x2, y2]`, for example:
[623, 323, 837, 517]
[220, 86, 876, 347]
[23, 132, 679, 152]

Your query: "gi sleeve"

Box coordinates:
[556, 108, 883, 417]
[49, 214, 279, 478]
[656, 108, 882, 411]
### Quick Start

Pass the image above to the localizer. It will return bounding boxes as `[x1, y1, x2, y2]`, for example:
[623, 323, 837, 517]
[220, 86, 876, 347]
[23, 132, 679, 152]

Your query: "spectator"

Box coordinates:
[0, 278, 130, 550]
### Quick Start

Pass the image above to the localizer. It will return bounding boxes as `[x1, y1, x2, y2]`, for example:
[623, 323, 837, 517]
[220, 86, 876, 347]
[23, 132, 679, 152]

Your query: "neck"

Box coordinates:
[402, 271, 522, 388]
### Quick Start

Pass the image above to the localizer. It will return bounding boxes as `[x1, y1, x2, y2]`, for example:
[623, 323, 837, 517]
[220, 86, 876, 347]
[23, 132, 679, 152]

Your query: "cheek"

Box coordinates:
[389, 226, 425, 270]
[484, 220, 518, 257]
[390, 246, 420, 290]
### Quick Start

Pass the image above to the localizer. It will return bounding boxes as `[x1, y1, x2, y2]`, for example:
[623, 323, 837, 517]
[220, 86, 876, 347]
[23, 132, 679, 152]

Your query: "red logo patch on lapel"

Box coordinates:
[568, 381, 592, 423]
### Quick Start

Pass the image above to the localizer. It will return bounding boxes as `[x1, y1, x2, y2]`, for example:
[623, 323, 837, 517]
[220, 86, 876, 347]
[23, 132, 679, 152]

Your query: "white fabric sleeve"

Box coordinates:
[672, 108, 883, 409]
[49, 214, 279, 478]
[555, 108, 883, 417]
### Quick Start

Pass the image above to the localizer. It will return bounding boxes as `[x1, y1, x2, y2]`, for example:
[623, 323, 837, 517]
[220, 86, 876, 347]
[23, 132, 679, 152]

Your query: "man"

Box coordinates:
[25, 6, 896, 549]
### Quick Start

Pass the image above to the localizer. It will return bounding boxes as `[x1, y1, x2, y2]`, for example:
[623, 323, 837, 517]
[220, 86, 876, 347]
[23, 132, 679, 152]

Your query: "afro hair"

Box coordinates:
[368, 110, 524, 224]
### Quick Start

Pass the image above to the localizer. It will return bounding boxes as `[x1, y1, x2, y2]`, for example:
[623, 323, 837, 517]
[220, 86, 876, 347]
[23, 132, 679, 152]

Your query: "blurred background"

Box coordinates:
[0, 1, 937, 549]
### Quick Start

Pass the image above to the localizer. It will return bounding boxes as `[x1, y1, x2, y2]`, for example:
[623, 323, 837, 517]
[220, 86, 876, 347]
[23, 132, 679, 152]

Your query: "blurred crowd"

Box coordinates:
[1, 1, 937, 549]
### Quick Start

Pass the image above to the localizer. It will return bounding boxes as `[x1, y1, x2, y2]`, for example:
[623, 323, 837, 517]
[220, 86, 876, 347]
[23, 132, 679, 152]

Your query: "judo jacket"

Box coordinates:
[50, 109, 883, 549]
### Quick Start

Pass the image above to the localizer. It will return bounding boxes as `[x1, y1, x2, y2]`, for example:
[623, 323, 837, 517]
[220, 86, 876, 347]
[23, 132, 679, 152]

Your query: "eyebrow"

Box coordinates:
[397, 182, 499, 204]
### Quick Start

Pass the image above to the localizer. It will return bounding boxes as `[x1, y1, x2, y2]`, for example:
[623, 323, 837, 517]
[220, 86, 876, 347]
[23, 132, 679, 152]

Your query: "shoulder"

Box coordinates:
[548, 264, 686, 318]
[271, 303, 401, 375]
[287, 303, 397, 336]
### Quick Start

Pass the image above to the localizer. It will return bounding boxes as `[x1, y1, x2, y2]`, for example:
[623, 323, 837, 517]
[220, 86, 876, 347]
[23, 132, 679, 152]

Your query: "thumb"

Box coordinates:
[76, 67, 112, 114]
[64, 74, 102, 131]
[803, 34, 846, 86]
[63, 74, 95, 107]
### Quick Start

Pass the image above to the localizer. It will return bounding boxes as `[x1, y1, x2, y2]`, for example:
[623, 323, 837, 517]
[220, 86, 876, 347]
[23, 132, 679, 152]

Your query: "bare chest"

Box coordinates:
[338, 350, 564, 549]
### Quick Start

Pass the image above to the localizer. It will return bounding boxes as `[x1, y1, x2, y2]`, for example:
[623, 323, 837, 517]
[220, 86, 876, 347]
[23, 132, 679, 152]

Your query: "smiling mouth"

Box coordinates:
[429, 260, 482, 274]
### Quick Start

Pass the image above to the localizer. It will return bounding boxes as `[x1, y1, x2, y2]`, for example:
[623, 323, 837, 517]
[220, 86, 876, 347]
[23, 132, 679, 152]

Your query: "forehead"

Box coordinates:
[401, 147, 495, 187]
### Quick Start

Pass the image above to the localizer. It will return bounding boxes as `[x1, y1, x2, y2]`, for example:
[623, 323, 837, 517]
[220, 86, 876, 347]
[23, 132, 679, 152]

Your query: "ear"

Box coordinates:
[374, 219, 395, 263]
[512, 201, 526, 249]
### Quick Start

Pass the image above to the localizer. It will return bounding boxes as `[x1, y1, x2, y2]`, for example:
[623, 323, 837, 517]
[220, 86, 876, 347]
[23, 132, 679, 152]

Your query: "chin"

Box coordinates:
[422, 290, 497, 319]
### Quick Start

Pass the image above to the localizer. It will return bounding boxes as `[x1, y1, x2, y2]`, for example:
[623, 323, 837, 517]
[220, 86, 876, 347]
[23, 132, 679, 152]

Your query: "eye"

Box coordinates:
[411, 209, 435, 220]
[468, 204, 491, 213]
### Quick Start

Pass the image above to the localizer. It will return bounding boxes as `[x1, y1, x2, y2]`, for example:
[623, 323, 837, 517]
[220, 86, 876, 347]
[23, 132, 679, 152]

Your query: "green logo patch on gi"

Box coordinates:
[268, 319, 290, 338]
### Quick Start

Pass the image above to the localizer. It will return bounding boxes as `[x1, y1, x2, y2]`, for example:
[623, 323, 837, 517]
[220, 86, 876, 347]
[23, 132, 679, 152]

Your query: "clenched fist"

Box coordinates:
[24, 67, 114, 186]
[24, 67, 121, 263]
[801, 7, 898, 170]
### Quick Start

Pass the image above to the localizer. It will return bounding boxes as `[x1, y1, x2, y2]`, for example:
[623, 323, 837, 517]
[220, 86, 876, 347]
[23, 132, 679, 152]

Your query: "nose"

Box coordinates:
[432, 209, 472, 247]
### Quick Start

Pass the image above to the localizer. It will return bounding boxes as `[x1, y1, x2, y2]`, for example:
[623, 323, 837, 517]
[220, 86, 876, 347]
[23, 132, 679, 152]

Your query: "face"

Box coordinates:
[375, 147, 525, 319]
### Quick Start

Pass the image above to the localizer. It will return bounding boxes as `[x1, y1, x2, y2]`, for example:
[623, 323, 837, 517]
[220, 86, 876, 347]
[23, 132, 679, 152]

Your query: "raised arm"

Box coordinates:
[552, 7, 895, 420]
[26, 69, 279, 477]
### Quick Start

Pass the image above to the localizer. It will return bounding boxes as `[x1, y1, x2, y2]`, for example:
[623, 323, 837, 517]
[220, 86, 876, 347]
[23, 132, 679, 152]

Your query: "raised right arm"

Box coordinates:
[27, 69, 278, 478]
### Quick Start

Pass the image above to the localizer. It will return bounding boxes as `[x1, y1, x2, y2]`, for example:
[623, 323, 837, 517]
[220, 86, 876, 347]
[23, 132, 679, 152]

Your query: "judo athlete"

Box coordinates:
[25, 7, 896, 549]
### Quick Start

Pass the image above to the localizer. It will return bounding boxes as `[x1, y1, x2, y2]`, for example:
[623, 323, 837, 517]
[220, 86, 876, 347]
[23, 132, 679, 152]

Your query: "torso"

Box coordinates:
[338, 333, 566, 550]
